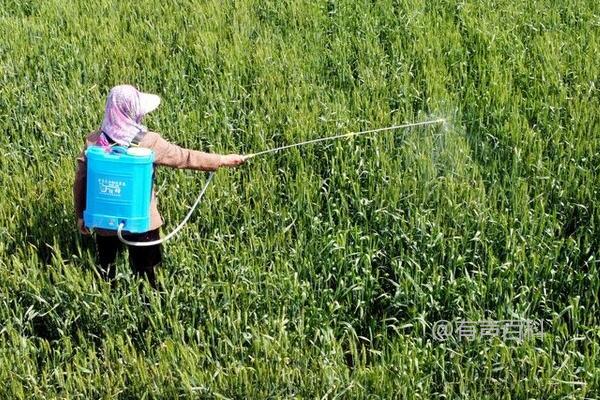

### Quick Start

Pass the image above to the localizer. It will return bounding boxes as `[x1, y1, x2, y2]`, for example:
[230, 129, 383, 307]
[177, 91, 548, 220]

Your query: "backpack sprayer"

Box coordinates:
[84, 146, 155, 232]
[83, 118, 445, 246]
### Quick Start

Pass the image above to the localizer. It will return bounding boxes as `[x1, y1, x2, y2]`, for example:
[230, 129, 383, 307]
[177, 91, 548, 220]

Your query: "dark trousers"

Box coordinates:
[95, 228, 162, 288]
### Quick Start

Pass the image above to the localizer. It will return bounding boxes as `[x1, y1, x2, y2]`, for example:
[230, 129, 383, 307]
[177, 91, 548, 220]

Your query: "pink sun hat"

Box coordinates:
[98, 85, 161, 147]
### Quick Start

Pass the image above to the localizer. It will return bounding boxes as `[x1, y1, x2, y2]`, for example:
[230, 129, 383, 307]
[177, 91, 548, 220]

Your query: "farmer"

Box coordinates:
[73, 84, 245, 288]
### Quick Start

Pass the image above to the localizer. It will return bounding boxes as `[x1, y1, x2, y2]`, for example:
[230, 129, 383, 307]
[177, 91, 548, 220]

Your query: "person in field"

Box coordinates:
[73, 84, 245, 288]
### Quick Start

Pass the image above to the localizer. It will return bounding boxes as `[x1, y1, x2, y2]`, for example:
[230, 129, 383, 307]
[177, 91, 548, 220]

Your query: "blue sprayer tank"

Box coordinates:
[83, 146, 155, 233]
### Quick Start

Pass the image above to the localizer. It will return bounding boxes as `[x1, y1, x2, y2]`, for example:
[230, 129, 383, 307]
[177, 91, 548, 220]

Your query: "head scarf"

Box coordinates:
[97, 85, 160, 147]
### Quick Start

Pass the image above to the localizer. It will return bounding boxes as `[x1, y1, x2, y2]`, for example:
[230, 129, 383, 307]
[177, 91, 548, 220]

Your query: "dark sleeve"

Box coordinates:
[147, 133, 222, 171]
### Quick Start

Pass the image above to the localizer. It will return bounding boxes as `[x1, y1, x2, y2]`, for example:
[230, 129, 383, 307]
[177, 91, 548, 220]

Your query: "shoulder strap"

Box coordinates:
[130, 130, 147, 147]
[100, 129, 147, 147]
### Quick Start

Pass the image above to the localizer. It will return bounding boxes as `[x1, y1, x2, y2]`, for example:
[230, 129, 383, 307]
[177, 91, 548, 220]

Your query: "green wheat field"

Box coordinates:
[1, 0, 599, 398]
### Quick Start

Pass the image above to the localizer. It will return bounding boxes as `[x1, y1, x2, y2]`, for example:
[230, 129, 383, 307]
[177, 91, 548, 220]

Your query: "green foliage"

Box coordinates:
[1, 0, 599, 398]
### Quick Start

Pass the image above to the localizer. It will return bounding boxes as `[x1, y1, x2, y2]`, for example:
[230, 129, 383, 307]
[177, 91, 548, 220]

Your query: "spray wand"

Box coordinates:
[243, 118, 445, 159]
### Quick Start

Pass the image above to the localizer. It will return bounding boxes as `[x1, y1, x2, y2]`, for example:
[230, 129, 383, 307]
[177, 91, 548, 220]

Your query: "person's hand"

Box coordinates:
[220, 154, 247, 168]
[77, 218, 91, 235]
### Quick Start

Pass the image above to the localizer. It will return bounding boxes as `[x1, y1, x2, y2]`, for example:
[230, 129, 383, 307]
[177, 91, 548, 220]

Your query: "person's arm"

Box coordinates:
[148, 133, 245, 170]
[73, 149, 91, 235]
